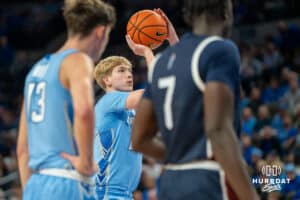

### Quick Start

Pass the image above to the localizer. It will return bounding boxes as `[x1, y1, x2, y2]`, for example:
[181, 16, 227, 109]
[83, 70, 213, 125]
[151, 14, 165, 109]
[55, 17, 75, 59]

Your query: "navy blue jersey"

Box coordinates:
[144, 33, 241, 164]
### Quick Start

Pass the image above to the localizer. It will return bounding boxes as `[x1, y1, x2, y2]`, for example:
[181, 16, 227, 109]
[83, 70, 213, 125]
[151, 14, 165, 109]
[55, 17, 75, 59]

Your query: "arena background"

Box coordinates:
[0, 0, 300, 199]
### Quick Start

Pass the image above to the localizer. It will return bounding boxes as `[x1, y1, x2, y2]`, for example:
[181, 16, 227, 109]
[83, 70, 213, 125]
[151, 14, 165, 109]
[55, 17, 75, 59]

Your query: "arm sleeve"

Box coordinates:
[205, 40, 240, 93]
[104, 91, 129, 112]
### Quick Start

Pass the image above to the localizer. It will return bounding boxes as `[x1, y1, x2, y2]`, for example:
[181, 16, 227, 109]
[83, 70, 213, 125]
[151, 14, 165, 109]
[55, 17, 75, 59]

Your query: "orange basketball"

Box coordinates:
[127, 10, 168, 49]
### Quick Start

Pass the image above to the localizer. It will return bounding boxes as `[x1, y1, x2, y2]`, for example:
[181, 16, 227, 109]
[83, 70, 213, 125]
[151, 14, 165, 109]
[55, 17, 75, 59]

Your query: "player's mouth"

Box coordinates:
[127, 80, 133, 85]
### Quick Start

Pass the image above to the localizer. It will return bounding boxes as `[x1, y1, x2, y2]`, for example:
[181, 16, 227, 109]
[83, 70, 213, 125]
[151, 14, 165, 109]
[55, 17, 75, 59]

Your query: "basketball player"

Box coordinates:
[93, 9, 178, 200]
[17, 1, 116, 199]
[130, 0, 259, 199]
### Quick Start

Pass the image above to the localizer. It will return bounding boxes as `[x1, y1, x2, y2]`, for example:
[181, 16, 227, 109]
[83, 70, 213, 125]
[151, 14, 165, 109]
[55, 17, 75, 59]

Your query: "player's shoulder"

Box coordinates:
[64, 51, 93, 67]
[61, 51, 94, 76]
[99, 91, 129, 104]
[208, 38, 239, 56]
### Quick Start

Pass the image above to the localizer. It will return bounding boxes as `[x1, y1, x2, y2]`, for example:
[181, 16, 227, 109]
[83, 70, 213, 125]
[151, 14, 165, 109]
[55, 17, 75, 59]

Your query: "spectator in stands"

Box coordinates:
[242, 107, 257, 137]
[276, 21, 300, 65]
[281, 72, 300, 115]
[272, 102, 288, 137]
[258, 126, 282, 157]
[254, 105, 272, 132]
[262, 41, 282, 71]
[240, 45, 263, 92]
[294, 103, 300, 130]
[241, 134, 255, 166]
[250, 147, 263, 170]
[248, 87, 263, 114]
[262, 76, 286, 104]
[281, 115, 298, 154]
[240, 88, 250, 112]
[265, 150, 283, 168]
[281, 163, 300, 200]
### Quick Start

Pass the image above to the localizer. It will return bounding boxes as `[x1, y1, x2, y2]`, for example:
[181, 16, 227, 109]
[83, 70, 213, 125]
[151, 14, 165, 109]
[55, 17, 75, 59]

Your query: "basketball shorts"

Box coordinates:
[23, 169, 97, 200]
[159, 160, 238, 200]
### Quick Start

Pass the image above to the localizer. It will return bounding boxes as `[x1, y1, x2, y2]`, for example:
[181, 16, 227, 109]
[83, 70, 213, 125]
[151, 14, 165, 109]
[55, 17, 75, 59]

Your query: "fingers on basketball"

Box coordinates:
[127, 10, 168, 49]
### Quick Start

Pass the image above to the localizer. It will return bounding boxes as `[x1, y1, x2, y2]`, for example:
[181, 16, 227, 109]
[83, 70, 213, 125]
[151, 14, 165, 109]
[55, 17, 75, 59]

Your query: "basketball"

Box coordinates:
[127, 10, 168, 49]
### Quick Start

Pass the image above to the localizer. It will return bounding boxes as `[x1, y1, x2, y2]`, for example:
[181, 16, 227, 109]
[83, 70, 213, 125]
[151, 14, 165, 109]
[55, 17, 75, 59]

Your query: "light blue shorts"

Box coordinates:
[23, 169, 97, 200]
[96, 186, 133, 200]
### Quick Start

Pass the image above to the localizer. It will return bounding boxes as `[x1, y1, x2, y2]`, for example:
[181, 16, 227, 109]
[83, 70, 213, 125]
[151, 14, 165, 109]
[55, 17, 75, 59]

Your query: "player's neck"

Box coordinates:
[59, 36, 94, 57]
[105, 87, 117, 93]
[192, 16, 224, 37]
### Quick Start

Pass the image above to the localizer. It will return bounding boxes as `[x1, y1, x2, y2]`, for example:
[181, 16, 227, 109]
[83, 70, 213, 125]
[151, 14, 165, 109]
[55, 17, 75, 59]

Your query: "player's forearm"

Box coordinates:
[143, 49, 155, 67]
[17, 153, 32, 189]
[126, 89, 145, 109]
[132, 137, 165, 161]
[168, 34, 179, 46]
[209, 127, 258, 200]
[74, 110, 95, 170]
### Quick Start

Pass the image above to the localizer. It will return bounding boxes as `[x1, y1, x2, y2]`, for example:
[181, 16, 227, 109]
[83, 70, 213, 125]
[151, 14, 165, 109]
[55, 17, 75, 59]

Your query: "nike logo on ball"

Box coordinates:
[156, 32, 165, 36]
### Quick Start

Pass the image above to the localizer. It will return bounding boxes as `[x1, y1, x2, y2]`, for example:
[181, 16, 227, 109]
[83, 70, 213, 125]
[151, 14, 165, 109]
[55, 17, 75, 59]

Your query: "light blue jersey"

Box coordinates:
[23, 49, 96, 200]
[94, 91, 142, 200]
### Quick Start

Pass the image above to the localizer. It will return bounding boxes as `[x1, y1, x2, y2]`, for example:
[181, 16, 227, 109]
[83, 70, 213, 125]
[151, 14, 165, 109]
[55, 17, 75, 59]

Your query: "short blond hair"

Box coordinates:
[94, 56, 132, 89]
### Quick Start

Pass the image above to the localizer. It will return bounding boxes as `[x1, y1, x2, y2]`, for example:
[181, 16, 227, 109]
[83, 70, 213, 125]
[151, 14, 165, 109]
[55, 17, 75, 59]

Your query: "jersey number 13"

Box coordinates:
[27, 82, 46, 123]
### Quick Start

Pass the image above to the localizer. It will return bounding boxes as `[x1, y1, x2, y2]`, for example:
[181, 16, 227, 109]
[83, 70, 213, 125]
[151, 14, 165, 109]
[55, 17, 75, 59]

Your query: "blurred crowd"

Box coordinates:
[0, 0, 300, 199]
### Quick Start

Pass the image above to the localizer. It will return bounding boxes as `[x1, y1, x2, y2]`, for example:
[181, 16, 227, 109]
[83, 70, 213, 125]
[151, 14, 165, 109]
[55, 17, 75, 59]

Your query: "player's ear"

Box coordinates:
[95, 25, 106, 40]
[103, 75, 112, 88]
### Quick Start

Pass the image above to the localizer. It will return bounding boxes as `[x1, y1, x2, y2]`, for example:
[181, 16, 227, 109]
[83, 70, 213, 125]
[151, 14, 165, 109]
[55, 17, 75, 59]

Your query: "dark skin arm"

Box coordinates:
[204, 82, 259, 200]
[131, 98, 166, 161]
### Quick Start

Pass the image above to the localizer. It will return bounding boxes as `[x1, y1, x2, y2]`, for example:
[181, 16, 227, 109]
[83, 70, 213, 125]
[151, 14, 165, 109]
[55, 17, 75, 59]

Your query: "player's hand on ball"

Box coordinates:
[154, 8, 179, 45]
[126, 34, 153, 56]
[61, 152, 98, 176]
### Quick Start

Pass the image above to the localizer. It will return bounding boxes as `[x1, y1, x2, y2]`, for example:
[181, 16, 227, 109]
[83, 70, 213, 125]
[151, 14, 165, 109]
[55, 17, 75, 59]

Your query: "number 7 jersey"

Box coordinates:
[24, 49, 78, 171]
[144, 33, 241, 164]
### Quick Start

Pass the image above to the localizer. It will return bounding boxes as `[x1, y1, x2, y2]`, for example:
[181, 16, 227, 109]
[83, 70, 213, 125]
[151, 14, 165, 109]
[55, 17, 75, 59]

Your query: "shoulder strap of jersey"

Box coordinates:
[191, 36, 222, 92]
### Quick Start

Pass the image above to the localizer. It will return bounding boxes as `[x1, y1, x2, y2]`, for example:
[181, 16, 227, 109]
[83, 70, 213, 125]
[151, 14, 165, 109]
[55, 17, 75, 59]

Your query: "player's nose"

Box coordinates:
[127, 71, 133, 78]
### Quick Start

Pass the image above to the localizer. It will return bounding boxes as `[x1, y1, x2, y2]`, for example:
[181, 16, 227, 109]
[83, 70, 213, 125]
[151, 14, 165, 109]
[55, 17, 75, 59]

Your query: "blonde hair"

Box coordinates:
[94, 56, 132, 89]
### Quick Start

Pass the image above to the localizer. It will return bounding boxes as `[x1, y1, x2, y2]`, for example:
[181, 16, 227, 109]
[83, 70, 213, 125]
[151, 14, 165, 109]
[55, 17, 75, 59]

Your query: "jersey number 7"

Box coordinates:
[158, 76, 176, 131]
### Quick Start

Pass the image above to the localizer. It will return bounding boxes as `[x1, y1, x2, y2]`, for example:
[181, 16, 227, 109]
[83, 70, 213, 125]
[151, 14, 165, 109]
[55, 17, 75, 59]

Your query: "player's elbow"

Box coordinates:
[75, 105, 94, 122]
[17, 142, 28, 159]
[126, 89, 144, 109]
[205, 125, 226, 140]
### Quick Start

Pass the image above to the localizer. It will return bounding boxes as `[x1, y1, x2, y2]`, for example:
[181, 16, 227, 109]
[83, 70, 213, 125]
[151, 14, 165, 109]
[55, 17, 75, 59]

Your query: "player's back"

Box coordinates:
[24, 49, 77, 171]
[149, 33, 241, 164]
[147, 33, 241, 200]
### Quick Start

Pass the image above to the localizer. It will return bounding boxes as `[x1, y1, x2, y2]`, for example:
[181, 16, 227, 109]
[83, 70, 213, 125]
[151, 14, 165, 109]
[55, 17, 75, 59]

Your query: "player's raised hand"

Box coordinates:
[61, 152, 98, 176]
[154, 8, 179, 45]
[126, 34, 154, 67]
[126, 34, 152, 57]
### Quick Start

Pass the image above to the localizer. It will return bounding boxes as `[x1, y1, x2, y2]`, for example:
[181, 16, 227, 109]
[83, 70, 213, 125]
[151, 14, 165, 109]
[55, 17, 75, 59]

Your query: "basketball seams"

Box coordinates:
[138, 30, 164, 43]
[131, 13, 154, 41]
[138, 24, 167, 30]
[127, 12, 140, 33]
[130, 23, 167, 44]
[128, 22, 167, 29]
[127, 10, 168, 49]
